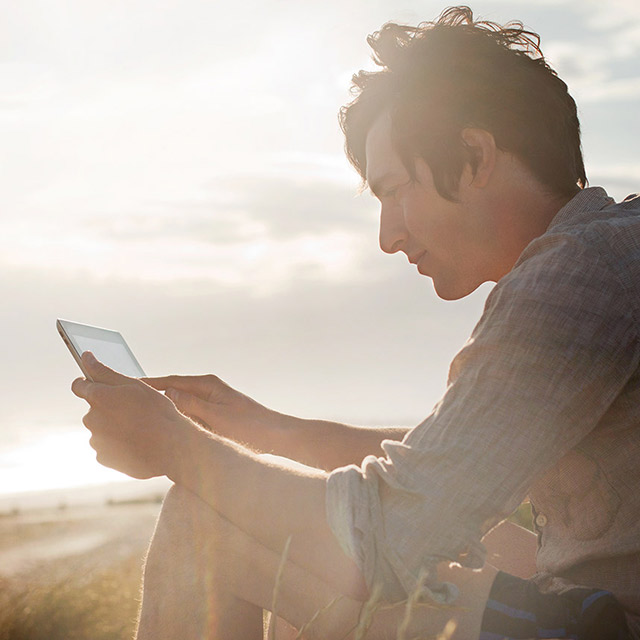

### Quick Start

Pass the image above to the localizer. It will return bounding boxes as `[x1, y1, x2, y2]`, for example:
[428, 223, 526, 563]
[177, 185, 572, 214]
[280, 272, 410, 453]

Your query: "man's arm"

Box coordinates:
[144, 373, 409, 470]
[166, 421, 367, 597]
[256, 412, 408, 470]
[72, 353, 368, 599]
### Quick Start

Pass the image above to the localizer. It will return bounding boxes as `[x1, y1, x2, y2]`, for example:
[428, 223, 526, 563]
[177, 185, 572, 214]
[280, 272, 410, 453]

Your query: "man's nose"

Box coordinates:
[379, 202, 407, 254]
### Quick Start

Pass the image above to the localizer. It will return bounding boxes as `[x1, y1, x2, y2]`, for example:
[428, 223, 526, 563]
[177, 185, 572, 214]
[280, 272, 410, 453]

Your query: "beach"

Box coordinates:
[0, 486, 166, 640]
[0, 501, 161, 578]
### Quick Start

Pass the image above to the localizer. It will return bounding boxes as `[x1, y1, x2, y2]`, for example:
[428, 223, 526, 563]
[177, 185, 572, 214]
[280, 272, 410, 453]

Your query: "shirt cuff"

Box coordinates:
[326, 459, 459, 604]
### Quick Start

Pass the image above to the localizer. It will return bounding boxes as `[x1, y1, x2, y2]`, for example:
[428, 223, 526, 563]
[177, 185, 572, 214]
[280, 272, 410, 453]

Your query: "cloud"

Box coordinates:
[588, 163, 640, 181]
[206, 173, 374, 240]
[545, 36, 640, 104]
[584, 0, 640, 30]
[577, 77, 640, 103]
[85, 170, 372, 244]
[587, 163, 640, 200]
[0, 166, 380, 294]
[0, 1, 283, 83]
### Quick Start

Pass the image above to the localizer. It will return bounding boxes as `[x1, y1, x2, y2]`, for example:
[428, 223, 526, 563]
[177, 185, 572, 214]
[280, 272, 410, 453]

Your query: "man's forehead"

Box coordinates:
[365, 111, 408, 190]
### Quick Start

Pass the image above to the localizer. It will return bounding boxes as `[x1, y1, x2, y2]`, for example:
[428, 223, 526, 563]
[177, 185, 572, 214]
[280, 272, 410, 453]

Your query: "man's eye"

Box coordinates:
[383, 179, 411, 199]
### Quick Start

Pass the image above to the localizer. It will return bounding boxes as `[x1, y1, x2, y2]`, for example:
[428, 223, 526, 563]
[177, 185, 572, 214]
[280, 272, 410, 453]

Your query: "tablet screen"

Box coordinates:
[57, 319, 145, 378]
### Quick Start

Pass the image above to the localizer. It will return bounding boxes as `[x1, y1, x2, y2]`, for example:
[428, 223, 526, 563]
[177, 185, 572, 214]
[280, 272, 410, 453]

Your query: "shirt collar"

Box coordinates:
[547, 186, 615, 231]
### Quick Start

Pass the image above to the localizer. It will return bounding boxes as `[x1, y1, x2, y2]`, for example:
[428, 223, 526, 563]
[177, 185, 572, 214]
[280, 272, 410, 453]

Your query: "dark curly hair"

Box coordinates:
[340, 6, 587, 200]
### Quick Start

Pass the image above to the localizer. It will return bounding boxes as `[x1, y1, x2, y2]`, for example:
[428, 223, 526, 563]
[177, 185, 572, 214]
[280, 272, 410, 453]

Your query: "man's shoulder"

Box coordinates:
[546, 187, 640, 239]
[517, 188, 640, 273]
[485, 189, 640, 328]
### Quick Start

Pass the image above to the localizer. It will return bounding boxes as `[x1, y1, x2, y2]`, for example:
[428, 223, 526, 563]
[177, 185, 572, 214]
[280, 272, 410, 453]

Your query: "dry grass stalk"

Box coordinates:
[352, 581, 383, 640]
[284, 565, 464, 640]
[294, 594, 344, 640]
[396, 568, 430, 640]
[435, 619, 457, 640]
[395, 567, 464, 640]
[268, 535, 292, 640]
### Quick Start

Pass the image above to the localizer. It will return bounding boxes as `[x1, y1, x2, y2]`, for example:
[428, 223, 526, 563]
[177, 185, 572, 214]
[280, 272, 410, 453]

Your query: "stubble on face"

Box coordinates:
[365, 112, 491, 300]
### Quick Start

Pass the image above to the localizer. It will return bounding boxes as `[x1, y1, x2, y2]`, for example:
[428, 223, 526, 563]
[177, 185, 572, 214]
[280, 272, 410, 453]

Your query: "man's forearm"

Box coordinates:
[263, 412, 409, 471]
[165, 419, 367, 598]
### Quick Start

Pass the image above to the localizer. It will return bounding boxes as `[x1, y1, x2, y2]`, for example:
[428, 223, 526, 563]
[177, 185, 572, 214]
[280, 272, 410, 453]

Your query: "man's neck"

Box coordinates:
[487, 157, 578, 280]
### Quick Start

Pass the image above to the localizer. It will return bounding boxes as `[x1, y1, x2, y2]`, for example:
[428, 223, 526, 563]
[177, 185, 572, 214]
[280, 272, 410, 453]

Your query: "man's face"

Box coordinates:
[364, 112, 495, 300]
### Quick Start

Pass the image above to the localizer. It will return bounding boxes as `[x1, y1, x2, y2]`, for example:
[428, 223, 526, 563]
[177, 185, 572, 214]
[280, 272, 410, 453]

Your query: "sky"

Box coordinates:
[1, 0, 639, 497]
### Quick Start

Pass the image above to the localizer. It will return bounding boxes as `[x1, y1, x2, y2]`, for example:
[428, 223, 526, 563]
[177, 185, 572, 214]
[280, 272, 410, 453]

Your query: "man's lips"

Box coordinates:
[416, 256, 430, 276]
[407, 251, 430, 276]
[407, 251, 427, 265]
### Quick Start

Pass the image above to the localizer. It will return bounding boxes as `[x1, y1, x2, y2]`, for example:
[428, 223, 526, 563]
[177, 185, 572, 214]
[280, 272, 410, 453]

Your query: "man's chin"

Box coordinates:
[432, 277, 480, 301]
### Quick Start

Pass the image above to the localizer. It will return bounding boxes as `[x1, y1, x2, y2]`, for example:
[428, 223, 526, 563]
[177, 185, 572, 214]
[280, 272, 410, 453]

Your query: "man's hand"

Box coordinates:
[143, 373, 271, 442]
[72, 352, 192, 479]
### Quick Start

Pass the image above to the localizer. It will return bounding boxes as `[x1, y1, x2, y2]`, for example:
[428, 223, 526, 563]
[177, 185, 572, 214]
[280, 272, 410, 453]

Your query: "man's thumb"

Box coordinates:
[82, 351, 131, 385]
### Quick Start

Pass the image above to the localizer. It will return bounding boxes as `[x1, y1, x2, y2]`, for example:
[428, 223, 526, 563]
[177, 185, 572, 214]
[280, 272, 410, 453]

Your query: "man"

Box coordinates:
[72, 6, 638, 639]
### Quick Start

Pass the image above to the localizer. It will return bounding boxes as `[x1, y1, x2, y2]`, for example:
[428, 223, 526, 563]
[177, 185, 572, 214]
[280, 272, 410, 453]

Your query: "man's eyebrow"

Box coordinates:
[368, 174, 392, 199]
[368, 173, 405, 199]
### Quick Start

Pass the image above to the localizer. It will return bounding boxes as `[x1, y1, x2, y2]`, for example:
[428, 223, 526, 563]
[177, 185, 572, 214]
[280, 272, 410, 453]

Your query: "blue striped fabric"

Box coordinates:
[486, 598, 537, 622]
[581, 590, 611, 614]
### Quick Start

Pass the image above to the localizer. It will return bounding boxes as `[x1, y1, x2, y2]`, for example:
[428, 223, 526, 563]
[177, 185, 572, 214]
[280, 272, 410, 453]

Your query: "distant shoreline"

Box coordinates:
[0, 476, 171, 514]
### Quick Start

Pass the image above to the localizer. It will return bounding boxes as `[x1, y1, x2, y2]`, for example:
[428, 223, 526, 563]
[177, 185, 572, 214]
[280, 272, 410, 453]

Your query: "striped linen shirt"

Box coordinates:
[326, 187, 640, 633]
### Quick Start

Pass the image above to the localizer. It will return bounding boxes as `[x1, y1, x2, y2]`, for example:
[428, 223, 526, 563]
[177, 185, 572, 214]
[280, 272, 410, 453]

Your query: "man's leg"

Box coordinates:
[136, 484, 498, 640]
[136, 484, 358, 640]
[135, 485, 263, 640]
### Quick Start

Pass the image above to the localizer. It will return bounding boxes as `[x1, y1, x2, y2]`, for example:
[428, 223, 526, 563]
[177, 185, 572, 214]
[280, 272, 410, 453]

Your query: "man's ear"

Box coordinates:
[460, 128, 497, 189]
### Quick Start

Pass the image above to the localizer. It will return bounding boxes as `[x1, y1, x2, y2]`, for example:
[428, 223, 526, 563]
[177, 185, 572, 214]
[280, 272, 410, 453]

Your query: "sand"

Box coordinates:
[0, 501, 162, 581]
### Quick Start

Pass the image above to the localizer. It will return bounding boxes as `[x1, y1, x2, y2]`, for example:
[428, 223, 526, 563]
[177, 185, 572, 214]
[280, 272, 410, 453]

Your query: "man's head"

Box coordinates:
[341, 6, 586, 299]
[341, 6, 586, 202]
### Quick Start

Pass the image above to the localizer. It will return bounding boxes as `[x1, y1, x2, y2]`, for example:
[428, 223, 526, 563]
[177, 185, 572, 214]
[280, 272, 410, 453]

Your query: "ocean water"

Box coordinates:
[0, 426, 170, 510]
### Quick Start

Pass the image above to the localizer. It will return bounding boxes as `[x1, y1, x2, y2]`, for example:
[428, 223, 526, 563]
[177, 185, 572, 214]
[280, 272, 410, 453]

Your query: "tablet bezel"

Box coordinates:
[57, 318, 146, 380]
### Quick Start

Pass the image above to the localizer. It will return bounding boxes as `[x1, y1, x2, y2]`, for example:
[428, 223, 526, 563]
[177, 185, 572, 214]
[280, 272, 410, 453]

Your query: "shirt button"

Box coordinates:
[535, 513, 548, 528]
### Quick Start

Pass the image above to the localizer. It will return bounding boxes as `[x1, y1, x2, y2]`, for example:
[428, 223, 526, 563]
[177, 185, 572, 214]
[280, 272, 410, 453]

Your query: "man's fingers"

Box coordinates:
[88, 432, 144, 477]
[82, 351, 134, 386]
[83, 408, 106, 433]
[72, 378, 118, 406]
[71, 377, 91, 400]
[141, 375, 176, 390]
[165, 388, 212, 424]
[143, 374, 220, 400]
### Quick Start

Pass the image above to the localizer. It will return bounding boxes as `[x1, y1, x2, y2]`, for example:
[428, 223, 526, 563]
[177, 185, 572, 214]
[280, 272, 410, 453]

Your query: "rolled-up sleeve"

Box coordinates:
[326, 232, 640, 602]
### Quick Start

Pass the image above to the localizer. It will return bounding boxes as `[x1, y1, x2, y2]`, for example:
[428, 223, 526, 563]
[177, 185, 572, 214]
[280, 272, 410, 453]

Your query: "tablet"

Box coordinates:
[57, 319, 145, 380]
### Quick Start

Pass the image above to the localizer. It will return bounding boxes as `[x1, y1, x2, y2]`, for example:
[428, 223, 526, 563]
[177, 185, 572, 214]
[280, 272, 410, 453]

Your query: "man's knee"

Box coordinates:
[156, 483, 221, 540]
[147, 484, 241, 572]
[144, 485, 210, 578]
[160, 483, 202, 522]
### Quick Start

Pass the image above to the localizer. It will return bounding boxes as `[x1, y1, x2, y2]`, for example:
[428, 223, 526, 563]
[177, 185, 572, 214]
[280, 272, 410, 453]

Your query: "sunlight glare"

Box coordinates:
[0, 430, 129, 495]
